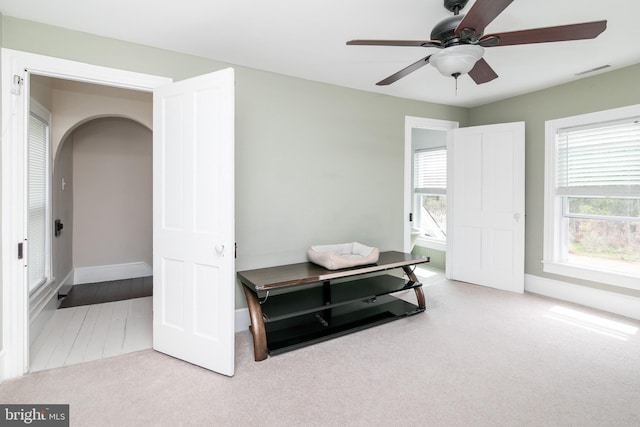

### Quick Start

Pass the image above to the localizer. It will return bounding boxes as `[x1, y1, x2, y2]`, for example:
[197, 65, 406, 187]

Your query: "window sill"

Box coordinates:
[542, 261, 640, 291]
[415, 237, 446, 252]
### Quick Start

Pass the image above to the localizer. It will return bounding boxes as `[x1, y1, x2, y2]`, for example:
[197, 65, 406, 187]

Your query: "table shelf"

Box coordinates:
[265, 296, 422, 355]
[238, 251, 429, 361]
[260, 274, 420, 322]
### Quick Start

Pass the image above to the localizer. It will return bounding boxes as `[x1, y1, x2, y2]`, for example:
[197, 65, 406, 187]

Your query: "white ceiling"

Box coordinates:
[1, 0, 638, 107]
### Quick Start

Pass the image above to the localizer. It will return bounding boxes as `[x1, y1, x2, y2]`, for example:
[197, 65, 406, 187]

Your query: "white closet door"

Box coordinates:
[153, 68, 235, 376]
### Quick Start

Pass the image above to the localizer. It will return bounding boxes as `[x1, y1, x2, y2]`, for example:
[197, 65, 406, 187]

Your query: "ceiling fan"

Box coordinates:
[347, 0, 607, 86]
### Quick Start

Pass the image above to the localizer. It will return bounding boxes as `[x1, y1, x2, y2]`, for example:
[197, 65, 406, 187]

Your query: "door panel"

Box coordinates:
[447, 122, 525, 293]
[153, 68, 235, 376]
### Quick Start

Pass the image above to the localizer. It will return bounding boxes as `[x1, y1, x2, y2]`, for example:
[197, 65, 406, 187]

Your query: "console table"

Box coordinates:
[237, 251, 429, 361]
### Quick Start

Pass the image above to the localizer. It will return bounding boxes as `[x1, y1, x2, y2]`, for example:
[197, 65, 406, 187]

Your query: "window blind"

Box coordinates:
[556, 118, 640, 197]
[414, 148, 446, 194]
[28, 112, 49, 293]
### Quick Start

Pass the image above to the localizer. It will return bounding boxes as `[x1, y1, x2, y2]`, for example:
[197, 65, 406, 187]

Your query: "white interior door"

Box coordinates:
[446, 122, 525, 293]
[153, 68, 235, 376]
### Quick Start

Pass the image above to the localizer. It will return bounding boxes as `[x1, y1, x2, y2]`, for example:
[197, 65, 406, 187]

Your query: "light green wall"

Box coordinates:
[412, 247, 446, 270]
[0, 16, 469, 311]
[3, 14, 637, 319]
[1, 17, 219, 80]
[469, 64, 640, 298]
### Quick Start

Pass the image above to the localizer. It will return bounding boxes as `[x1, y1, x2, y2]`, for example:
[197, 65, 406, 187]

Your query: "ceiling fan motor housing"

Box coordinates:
[431, 15, 467, 46]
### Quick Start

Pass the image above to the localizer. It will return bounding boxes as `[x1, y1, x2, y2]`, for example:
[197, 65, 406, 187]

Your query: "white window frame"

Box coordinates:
[413, 147, 447, 249]
[543, 104, 640, 290]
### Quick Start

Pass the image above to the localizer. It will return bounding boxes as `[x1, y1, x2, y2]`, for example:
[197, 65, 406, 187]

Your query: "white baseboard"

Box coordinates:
[525, 274, 640, 321]
[74, 262, 152, 284]
[29, 269, 74, 323]
[61, 270, 75, 287]
[235, 308, 250, 333]
[57, 270, 75, 296]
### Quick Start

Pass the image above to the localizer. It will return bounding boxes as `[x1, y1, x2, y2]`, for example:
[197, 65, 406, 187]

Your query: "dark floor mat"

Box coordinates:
[59, 276, 153, 308]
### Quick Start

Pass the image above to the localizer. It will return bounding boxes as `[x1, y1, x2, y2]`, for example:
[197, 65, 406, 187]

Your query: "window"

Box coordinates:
[544, 105, 640, 289]
[28, 102, 52, 294]
[413, 148, 447, 244]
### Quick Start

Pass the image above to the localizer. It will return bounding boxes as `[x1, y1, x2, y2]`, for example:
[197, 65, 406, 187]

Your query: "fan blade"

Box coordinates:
[468, 58, 498, 84]
[376, 55, 432, 86]
[455, 0, 515, 36]
[347, 39, 442, 48]
[480, 20, 607, 47]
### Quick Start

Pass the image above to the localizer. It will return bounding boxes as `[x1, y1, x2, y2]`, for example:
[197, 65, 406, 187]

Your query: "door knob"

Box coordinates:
[215, 244, 225, 255]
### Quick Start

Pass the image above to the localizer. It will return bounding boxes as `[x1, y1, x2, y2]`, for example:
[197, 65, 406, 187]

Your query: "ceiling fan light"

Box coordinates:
[430, 44, 484, 77]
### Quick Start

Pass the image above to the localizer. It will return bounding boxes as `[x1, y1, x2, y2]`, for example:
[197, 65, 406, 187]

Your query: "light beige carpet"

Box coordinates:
[2, 278, 639, 426]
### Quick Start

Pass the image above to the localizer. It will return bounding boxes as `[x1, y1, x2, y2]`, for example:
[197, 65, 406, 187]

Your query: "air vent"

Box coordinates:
[575, 65, 611, 76]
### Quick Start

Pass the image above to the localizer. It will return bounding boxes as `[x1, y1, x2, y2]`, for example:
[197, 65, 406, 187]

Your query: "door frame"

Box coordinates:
[403, 116, 458, 253]
[1, 48, 172, 380]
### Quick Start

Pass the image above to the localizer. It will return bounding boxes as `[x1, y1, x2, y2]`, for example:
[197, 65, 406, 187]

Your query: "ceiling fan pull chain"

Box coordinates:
[453, 72, 460, 96]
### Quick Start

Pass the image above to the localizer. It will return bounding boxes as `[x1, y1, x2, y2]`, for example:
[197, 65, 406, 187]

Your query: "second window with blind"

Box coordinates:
[413, 147, 447, 245]
[544, 105, 640, 288]
[28, 100, 52, 295]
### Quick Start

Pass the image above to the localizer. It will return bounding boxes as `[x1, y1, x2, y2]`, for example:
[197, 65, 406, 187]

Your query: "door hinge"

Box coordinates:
[17, 242, 23, 259]
[409, 212, 413, 222]
[12, 75, 24, 95]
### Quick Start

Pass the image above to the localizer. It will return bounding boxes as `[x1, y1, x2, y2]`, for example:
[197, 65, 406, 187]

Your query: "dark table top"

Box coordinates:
[237, 251, 428, 291]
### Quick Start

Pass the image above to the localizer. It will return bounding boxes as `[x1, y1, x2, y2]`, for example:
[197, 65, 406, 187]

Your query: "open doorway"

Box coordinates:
[27, 76, 154, 371]
[3, 49, 236, 380]
[403, 116, 458, 276]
